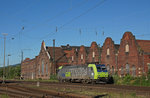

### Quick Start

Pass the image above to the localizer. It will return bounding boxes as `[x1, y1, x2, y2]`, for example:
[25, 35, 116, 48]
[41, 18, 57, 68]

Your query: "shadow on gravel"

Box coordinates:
[0, 80, 16, 84]
[94, 94, 108, 98]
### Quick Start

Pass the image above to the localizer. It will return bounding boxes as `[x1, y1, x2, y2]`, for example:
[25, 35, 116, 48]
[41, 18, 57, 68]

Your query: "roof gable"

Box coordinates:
[136, 40, 150, 53]
[46, 47, 68, 63]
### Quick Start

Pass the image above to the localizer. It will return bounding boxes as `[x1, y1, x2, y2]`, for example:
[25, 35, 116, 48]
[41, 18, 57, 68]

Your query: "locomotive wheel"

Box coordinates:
[59, 79, 63, 83]
[82, 80, 86, 84]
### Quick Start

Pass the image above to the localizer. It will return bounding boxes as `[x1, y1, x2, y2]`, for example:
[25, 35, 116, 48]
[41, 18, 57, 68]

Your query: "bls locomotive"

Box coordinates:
[57, 64, 110, 83]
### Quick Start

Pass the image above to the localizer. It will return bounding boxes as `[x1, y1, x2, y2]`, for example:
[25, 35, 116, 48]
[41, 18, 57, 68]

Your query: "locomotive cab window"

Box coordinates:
[96, 65, 107, 72]
[90, 67, 93, 71]
[101, 67, 107, 71]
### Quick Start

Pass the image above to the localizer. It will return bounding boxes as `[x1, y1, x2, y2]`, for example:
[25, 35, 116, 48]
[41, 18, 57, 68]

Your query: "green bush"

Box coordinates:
[50, 75, 57, 80]
[113, 74, 150, 87]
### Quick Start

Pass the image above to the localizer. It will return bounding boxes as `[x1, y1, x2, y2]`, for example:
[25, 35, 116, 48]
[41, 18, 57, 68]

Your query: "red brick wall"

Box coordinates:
[78, 45, 87, 65]
[118, 32, 141, 77]
[87, 42, 100, 63]
[101, 37, 117, 75]
[21, 58, 36, 79]
[35, 41, 52, 79]
[21, 33, 150, 79]
[63, 48, 77, 65]
[144, 54, 150, 74]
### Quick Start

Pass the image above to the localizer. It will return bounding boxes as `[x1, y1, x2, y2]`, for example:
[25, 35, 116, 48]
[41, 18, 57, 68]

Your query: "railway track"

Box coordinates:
[0, 80, 150, 97]
[21, 81, 150, 96]
[0, 84, 61, 98]
[19, 81, 150, 92]
[0, 83, 89, 98]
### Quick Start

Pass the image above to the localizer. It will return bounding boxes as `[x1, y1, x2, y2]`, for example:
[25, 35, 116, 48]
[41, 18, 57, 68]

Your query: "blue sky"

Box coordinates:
[0, 0, 150, 66]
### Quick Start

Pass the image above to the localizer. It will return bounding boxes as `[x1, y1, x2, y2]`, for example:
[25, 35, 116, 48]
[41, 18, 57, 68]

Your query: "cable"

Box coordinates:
[40, 0, 107, 40]
[9, 0, 107, 63]
[8, 0, 89, 40]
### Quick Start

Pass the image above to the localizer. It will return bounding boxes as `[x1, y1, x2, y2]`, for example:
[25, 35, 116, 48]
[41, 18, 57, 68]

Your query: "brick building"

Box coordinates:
[78, 45, 90, 65]
[21, 31, 150, 79]
[61, 44, 80, 65]
[21, 58, 36, 79]
[101, 37, 120, 75]
[87, 42, 101, 64]
[117, 32, 150, 77]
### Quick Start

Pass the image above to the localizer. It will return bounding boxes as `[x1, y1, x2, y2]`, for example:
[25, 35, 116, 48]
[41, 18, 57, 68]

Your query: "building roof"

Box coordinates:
[46, 47, 68, 63]
[23, 58, 35, 62]
[136, 40, 150, 53]
[61, 44, 81, 51]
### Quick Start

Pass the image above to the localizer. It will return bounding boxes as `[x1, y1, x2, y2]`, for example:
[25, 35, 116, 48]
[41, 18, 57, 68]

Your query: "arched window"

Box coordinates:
[38, 65, 40, 75]
[81, 54, 83, 60]
[92, 51, 95, 58]
[46, 63, 48, 75]
[148, 63, 150, 72]
[107, 48, 110, 55]
[125, 44, 129, 52]
[42, 60, 44, 75]
[132, 65, 136, 77]
[121, 66, 124, 76]
[107, 64, 110, 73]
[112, 66, 114, 75]
[72, 56, 74, 62]
[126, 64, 130, 74]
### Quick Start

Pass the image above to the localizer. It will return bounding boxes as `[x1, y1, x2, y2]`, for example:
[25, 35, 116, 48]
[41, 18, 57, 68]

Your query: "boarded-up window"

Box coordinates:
[107, 64, 110, 73]
[39, 65, 40, 75]
[107, 48, 110, 55]
[148, 63, 150, 72]
[132, 65, 136, 77]
[121, 66, 124, 75]
[112, 66, 114, 75]
[125, 44, 129, 52]
[72, 56, 74, 61]
[42, 60, 44, 75]
[46, 64, 48, 75]
[32, 72, 34, 79]
[126, 64, 130, 74]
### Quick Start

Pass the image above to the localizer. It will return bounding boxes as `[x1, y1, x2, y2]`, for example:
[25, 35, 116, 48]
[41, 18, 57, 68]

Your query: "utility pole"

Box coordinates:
[21, 50, 23, 62]
[7, 54, 11, 79]
[2, 33, 8, 84]
[98, 44, 101, 64]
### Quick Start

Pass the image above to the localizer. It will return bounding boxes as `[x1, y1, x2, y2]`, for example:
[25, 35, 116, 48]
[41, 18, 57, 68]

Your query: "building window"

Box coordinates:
[81, 54, 83, 60]
[42, 60, 44, 75]
[132, 65, 136, 77]
[92, 51, 95, 58]
[125, 44, 129, 53]
[121, 66, 124, 76]
[72, 56, 74, 62]
[148, 63, 150, 73]
[112, 66, 114, 75]
[46, 63, 48, 75]
[107, 48, 110, 55]
[32, 72, 34, 79]
[38, 65, 40, 75]
[107, 64, 110, 73]
[126, 63, 130, 74]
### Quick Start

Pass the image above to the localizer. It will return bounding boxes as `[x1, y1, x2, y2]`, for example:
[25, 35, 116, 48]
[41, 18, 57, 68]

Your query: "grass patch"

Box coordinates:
[1, 94, 9, 98]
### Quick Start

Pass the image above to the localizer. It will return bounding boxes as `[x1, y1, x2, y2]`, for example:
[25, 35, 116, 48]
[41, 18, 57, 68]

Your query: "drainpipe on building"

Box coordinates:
[115, 53, 118, 74]
[53, 39, 56, 75]
[142, 52, 144, 75]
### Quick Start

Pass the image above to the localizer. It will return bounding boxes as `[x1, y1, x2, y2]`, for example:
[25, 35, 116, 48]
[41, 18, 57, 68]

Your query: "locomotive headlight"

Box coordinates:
[91, 73, 94, 76]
